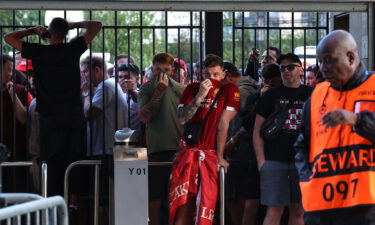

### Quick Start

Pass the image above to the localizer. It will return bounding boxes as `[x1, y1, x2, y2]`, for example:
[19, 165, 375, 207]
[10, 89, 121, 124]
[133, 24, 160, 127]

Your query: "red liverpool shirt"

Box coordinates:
[179, 78, 240, 150]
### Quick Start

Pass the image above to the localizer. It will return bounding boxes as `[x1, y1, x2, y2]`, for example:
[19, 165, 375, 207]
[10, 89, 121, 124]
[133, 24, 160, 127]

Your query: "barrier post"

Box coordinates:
[41, 162, 47, 198]
[0, 165, 2, 193]
[64, 160, 101, 225]
[219, 166, 225, 225]
[94, 163, 100, 225]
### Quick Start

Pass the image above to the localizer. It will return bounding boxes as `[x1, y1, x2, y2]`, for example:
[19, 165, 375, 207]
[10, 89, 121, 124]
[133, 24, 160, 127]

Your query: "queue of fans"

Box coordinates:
[1, 17, 374, 225]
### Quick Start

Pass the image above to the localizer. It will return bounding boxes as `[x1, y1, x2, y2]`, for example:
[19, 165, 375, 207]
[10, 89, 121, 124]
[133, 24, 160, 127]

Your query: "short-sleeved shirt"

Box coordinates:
[123, 91, 140, 132]
[179, 78, 240, 150]
[87, 79, 128, 156]
[21, 37, 87, 127]
[255, 84, 313, 162]
[138, 76, 185, 154]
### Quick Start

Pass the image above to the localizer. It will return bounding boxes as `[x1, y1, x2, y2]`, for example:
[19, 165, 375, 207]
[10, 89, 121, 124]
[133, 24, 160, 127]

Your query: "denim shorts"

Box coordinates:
[259, 160, 301, 206]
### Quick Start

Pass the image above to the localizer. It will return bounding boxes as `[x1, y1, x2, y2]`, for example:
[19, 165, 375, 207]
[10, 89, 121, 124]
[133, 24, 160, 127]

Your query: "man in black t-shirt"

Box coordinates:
[253, 53, 312, 225]
[4, 17, 102, 197]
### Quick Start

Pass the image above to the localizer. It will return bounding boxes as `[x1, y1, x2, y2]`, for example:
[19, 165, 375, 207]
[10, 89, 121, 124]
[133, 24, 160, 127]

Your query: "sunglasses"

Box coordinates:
[279, 64, 301, 72]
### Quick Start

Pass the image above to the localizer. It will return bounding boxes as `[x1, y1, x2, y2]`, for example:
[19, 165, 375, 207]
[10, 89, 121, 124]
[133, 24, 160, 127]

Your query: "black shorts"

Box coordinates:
[225, 161, 260, 200]
[46, 153, 84, 197]
[148, 151, 175, 201]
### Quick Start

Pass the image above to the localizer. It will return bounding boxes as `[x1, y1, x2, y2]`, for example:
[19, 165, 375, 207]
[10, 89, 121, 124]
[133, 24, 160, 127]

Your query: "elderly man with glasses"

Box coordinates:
[253, 53, 313, 225]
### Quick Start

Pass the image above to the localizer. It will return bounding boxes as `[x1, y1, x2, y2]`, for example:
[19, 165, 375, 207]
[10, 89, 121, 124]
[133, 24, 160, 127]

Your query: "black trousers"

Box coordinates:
[305, 205, 375, 225]
[39, 117, 85, 197]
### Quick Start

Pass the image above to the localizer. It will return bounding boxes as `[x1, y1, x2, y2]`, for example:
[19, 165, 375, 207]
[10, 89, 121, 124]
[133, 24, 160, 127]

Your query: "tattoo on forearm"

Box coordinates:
[178, 98, 200, 123]
[140, 87, 165, 123]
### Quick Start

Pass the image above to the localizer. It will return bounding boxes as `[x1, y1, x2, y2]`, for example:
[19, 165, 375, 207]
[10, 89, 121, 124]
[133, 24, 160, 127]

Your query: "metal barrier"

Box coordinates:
[148, 162, 173, 166]
[0, 195, 68, 225]
[219, 167, 225, 225]
[64, 160, 101, 225]
[0, 161, 33, 193]
[0, 162, 33, 167]
[0, 193, 43, 206]
[41, 162, 48, 198]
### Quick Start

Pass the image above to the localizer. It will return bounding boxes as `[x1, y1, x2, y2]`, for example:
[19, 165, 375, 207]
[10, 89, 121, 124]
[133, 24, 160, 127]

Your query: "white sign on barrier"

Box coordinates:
[114, 146, 148, 225]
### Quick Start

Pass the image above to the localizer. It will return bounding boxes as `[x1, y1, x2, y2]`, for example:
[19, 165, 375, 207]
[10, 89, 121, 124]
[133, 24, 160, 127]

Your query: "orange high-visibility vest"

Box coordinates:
[300, 74, 375, 212]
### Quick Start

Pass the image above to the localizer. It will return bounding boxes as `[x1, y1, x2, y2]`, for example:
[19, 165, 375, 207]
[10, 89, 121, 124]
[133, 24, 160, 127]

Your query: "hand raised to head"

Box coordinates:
[248, 48, 260, 61]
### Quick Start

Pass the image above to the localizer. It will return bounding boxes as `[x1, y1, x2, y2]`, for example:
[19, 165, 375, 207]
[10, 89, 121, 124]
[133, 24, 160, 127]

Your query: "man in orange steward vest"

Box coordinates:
[295, 30, 375, 225]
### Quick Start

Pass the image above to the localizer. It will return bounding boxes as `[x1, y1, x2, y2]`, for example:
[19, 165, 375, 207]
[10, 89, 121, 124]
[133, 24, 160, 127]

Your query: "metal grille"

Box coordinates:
[224, 11, 329, 72]
[0, 9, 356, 193]
[0, 194, 68, 225]
[0, 9, 204, 161]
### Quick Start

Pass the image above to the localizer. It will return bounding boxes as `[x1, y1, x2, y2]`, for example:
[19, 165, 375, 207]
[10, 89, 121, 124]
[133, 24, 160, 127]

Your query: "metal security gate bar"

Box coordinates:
[225, 11, 329, 73]
[0, 7, 372, 225]
[0, 9, 204, 186]
[88, 11, 204, 83]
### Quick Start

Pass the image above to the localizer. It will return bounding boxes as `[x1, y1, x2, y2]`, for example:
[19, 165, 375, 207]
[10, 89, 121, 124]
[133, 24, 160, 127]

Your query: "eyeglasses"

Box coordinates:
[279, 64, 301, 72]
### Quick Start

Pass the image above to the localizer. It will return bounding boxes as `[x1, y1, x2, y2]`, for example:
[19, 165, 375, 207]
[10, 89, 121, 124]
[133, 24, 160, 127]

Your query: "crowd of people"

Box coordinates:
[0, 16, 374, 225]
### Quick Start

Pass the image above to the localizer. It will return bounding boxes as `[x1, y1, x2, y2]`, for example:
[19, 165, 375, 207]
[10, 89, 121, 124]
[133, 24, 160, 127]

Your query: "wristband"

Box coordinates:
[356, 113, 360, 124]
[354, 113, 361, 128]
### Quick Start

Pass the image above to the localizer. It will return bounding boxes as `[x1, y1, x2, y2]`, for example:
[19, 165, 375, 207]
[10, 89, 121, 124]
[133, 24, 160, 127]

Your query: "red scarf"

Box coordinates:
[169, 146, 218, 225]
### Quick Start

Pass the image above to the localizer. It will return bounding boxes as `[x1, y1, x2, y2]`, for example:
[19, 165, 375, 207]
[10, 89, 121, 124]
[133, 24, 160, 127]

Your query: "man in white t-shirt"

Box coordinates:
[80, 55, 128, 221]
[81, 56, 128, 156]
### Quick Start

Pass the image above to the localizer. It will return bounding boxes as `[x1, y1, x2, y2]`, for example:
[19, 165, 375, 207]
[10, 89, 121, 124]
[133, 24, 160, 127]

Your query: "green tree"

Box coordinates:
[223, 12, 328, 70]
[86, 11, 165, 68]
[0, 10, 47, 54]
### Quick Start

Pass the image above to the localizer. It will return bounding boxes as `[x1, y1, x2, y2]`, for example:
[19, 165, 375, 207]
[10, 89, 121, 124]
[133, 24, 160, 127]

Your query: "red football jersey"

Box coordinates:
[179, 78, 240, 150]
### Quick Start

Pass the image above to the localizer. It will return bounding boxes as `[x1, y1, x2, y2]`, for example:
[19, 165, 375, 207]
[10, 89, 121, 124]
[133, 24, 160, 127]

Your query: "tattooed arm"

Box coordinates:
[178, 79, 213, 125]
[139, 72, 168, 123]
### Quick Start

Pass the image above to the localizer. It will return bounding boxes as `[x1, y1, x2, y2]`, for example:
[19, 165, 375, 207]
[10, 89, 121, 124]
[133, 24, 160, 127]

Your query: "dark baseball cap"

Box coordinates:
[277, 53, 302, 65]
[223, 61, 240, 76]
